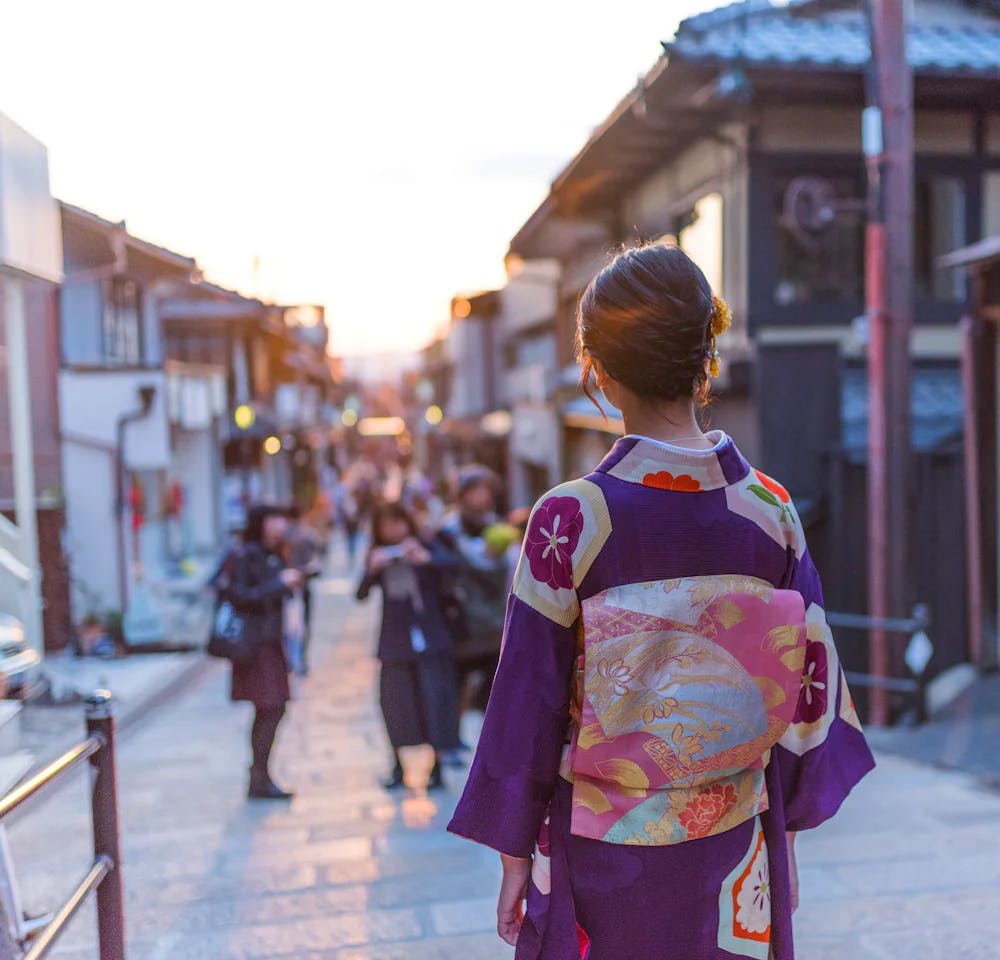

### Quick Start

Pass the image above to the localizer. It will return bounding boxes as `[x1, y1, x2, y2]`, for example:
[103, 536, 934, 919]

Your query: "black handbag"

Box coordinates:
[206, 600, 258, 664]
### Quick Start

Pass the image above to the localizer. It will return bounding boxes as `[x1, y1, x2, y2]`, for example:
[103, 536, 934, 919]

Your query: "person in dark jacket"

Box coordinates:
[356, 501, 461, 791]
[223, 504, 302, 800]
[437, 466, 510, 714]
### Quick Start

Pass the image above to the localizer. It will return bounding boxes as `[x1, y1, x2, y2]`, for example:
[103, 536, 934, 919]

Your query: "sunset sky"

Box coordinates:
[1, 0, 720, 356]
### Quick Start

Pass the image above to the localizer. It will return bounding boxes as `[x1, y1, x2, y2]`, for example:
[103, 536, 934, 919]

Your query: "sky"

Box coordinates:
[0, 0, 721, 357]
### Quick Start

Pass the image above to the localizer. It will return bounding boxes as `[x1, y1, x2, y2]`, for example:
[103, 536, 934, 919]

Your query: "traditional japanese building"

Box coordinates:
[504, 0, 1000, 688]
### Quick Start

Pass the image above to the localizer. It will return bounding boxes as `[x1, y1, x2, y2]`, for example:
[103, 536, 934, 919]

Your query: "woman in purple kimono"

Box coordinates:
[448, 243, 875, 960]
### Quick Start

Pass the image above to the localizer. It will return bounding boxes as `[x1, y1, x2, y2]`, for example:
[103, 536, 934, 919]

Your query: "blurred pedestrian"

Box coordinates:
[356, 501, 461, 791]
[438, 466, 510, 714]
[284, 505, 323, 676]
[448, 243, 875, 958]
[221, 504, 302, 800]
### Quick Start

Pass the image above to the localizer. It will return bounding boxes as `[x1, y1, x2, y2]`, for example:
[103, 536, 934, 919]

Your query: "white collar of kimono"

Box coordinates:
[598, 431, 751, 492]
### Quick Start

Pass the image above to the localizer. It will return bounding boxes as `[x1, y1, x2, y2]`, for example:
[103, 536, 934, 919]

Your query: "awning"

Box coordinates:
[562, 395, 623, 434]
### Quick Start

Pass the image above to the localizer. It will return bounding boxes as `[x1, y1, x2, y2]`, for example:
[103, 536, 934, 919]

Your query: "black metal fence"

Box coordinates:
[828, 604, 933, 724]
[1, 691, 125, 960]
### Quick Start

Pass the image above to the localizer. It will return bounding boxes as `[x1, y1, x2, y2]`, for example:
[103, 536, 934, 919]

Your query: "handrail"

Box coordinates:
[22, 856, 112, 960]
[0, 545, 32, 586]
[828, 603, 932, 724]
[0, 735, 104, 821]
[0, 691, 125, 958]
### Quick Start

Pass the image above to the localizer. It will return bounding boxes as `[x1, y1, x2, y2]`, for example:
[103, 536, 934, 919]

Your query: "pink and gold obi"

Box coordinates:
[566, 574, 808, 845]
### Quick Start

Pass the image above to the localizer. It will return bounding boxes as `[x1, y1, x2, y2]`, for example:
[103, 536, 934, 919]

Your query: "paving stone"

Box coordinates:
[429, 896, 497, 935]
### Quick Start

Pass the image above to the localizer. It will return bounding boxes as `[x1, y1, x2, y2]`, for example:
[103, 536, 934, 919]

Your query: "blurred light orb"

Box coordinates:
[453, 298, 472, 319]
[425, 405, 444, 426]
[264, 435, 282, 456]
[234, 405, 255, 430]
[342, 409, 359, 428]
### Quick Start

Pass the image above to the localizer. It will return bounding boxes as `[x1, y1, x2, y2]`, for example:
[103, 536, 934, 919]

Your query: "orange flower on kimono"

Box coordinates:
[642, 471, 702, 492]
[753, 470, 790, 504]
[678, 782, 739, 840]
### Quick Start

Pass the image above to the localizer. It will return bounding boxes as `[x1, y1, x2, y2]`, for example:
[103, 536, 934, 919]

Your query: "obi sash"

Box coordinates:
[568, 574, 807, 845]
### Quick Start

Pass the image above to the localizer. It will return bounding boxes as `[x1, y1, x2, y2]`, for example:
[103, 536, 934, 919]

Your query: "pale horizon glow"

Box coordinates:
[1, 0, 719, 357]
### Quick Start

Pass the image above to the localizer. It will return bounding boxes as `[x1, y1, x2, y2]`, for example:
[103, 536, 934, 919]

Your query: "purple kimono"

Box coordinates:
[448, 433, 875, 960]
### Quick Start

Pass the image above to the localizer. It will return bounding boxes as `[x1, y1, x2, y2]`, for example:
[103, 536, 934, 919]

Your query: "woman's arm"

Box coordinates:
[356, 549, 387, 601]
[224, 551, 291, 613]
[786, 831, 799, 913]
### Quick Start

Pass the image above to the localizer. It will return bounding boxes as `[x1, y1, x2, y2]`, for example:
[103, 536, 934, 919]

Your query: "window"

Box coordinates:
[101, 277, 143, 364]
[678, 193, 724, 296]
[915, 175, 966, 301]
[984, 171, 1000, 238]
[773, 172, 865, 306]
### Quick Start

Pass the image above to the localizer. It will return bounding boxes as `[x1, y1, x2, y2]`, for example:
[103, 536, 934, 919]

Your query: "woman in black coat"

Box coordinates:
[357, 502, 461, 790]
[221, 504, 302, 800]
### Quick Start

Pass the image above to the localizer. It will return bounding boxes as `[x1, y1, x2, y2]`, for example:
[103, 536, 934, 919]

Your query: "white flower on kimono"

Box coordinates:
[735, 843, 771, 935]
[793, 640, 829, 725]
[597, 658, 633, 695]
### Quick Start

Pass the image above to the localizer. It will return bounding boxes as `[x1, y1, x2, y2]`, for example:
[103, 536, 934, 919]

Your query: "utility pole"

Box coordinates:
[864, 0, 914, 725]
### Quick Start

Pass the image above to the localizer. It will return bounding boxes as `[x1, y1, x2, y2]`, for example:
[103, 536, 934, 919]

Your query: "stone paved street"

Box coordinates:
[10, 557, 1000, 959]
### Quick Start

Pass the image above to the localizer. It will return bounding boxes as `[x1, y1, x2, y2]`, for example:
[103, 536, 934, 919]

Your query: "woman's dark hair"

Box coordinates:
[243, 504, 287, 545]
[576, 243, 727, 408]
[371, 501, 419, 547]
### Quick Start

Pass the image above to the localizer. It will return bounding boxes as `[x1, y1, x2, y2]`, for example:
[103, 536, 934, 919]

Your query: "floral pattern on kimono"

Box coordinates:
[448, 433, 875, 960]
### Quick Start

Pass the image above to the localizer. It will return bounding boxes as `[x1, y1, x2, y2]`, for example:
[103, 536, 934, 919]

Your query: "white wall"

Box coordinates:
[60, 369, 170, 618]
[62, 442, 121, 618]
[60, 369, 170, 469]
[171, 427, 220, 554]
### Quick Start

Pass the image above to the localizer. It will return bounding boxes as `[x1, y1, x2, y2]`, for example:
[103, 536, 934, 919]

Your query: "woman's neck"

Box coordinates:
[620, 400, 711, 449]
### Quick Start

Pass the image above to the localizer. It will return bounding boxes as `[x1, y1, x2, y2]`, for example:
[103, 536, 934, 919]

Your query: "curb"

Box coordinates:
[6, 655, 217, 825]
[113, 654, 217, 738]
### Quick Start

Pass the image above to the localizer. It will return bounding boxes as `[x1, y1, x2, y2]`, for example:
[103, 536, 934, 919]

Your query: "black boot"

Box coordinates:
[383, 761, 405, 791]
[248, 766, 294, 800]
[427, 758, 445, 791]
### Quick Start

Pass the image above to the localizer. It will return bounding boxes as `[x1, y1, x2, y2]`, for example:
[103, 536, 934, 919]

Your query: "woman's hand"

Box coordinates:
[786, 831, 799, 913]
[280, 568, 303, 589]
[497, 854, 531, 946]
[367, 549, 390, 574]
[402, 538, 431, 565]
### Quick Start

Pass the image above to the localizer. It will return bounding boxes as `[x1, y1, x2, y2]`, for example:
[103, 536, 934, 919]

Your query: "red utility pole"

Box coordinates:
[864, 0, 914, 725]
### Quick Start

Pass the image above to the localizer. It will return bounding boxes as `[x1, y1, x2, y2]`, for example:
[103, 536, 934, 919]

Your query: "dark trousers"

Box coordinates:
[251, 704, 286, 776]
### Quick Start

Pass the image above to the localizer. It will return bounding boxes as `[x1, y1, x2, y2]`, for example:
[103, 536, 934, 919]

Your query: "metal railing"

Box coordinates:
[1, 691, 125, 959]
[828, 603, 932, 724]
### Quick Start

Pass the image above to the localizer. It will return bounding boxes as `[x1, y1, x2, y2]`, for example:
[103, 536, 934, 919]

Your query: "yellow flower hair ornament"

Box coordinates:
[711, 295, 732, 337]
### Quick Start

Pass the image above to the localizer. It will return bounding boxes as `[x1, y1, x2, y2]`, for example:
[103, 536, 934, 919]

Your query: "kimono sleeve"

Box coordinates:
[774, 537, 876, 832]
[448, 481, 611, 858]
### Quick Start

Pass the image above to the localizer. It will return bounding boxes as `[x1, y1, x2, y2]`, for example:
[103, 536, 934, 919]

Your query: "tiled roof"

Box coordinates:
[841, 366, 963, 453]
[668, 3, 1000, 75]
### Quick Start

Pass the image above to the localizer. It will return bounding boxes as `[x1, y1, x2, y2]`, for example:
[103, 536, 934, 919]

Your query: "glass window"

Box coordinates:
[773, 173, 865, 305]
[678, 193, 724, 296]
[915, 175, 966, 301]
[984, 171, 1000, 237]
[101, 277, 143, 364]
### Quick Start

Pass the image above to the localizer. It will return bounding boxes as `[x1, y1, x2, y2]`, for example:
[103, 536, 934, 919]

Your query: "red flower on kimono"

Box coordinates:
[678, 782, 739, 839]
[754, 470, 790, 504]
[525, 496, 584, 590]
[794, 640, 829, 724]
[642, 471, 702, 492]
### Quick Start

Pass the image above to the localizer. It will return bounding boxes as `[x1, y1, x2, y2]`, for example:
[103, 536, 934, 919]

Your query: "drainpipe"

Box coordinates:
[114, 385, 156, 604]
